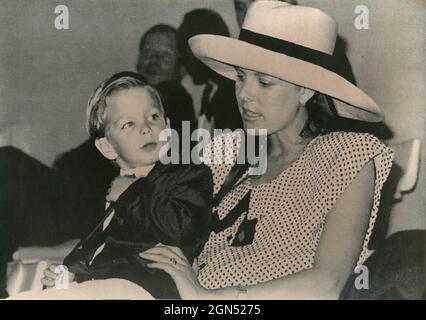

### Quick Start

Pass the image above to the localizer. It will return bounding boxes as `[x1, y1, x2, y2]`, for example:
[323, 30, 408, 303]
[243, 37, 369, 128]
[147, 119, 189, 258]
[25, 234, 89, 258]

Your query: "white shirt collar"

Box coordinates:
[119, 164, 155, 178]
[207, 80, 218, 102]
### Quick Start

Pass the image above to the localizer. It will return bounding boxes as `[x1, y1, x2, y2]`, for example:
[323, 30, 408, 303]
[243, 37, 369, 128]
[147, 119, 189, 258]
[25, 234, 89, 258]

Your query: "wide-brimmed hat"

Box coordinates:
[189, 1, 383, 122]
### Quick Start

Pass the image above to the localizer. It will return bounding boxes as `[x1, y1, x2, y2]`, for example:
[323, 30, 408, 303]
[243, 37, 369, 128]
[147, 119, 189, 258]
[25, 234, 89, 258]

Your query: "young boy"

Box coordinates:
[42, 72, 212, 299]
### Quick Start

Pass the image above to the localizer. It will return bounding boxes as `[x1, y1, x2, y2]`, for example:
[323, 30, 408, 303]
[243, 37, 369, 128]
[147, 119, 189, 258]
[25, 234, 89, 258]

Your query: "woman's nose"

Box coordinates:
[237, 77, 255, 103]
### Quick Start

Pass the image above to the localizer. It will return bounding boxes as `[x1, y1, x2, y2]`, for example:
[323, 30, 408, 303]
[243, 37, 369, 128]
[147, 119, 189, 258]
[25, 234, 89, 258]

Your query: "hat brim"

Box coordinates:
[189, 34, 383, 122]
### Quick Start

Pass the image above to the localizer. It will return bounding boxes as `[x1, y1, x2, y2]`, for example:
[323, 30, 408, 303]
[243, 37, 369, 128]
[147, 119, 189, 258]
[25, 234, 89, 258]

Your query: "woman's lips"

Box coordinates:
[241, 108, 262, 121]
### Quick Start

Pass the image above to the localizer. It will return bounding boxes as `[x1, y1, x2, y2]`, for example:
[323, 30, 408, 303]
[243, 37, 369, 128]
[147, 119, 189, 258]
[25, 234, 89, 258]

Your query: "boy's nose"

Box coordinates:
[140, 126, 152, 136]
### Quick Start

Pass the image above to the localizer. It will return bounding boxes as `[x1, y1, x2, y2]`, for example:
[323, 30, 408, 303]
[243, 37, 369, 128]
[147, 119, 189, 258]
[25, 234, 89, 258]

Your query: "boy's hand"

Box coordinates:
[41, 264, 75, 288]
[106, 175, 137, 202]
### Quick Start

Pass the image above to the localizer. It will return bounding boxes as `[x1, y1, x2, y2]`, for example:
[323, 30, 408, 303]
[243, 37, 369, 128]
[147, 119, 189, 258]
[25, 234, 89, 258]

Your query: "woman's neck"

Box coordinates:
[250, 107, 312, 185]
[267, 105, 312, 159]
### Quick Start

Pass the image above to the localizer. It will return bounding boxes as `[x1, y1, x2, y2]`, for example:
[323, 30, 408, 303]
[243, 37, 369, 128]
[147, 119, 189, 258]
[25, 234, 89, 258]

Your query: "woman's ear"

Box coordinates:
[299, 88, 315, 106]
[95, 137, 118, 161]
[165, 117, 171, 129]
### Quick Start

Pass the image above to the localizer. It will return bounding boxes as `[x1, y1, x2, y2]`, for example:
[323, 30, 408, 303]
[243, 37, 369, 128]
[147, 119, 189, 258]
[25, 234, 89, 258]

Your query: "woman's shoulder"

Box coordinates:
[306, 131, 394, 179]
[309, 131, 393, 159]
[313, 131, 384, 146]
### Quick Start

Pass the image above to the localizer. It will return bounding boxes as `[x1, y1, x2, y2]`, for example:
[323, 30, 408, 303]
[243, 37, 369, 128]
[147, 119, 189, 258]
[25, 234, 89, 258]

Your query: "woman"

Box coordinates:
[140, 1, 393, 299]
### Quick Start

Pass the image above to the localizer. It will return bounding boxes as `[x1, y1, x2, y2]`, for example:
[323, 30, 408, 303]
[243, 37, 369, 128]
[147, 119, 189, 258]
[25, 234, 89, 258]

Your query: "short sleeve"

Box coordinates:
[315, 133, 394, 265]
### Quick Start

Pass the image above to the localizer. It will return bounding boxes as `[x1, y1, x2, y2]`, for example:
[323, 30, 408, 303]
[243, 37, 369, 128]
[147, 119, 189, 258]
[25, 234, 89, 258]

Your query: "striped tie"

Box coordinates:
[88, 164, 155, 265]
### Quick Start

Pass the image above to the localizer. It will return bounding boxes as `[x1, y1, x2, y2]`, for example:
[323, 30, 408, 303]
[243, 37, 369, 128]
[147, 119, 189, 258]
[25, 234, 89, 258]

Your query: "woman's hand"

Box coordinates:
[106, 175, 137, 202]
[41, 264, 75, 288]
[140, 244, 210, 300]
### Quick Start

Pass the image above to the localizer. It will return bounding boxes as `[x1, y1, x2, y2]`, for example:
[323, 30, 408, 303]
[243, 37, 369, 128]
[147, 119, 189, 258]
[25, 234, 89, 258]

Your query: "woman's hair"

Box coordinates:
[301, 93, 388, 139]
[300, 93, 338, 137]
[86, 71, 168, 139]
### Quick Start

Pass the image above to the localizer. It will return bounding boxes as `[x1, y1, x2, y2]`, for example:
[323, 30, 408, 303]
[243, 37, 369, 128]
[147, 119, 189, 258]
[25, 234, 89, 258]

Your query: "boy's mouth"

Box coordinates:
[140, 141, 158, 152]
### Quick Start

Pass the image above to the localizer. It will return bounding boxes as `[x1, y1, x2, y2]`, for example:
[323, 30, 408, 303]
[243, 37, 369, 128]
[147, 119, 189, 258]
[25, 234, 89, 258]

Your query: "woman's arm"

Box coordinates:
[142, 160, 375, 299]
[237, 160, 376, 299]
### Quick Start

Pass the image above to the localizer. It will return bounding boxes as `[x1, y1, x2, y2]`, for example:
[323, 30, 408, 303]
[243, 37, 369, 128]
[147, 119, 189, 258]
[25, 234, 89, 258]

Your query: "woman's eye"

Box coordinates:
[235, 71, 245, 81]
[121, 121, 134, 129]
[259, 78, 273, 87]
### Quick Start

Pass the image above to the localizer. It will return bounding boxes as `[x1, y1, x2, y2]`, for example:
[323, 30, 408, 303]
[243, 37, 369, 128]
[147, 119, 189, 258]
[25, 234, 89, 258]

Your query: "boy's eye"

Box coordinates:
[149, 113, 161, 121]
[121, 121, 134, 129]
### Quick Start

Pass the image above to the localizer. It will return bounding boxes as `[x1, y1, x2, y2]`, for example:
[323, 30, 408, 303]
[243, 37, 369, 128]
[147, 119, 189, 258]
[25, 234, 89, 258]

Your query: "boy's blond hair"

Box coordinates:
[86, 71, 167, 139]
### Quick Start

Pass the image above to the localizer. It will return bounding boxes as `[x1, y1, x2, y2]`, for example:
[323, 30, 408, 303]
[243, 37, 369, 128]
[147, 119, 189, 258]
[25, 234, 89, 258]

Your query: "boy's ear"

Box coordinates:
[299, 87, 315, 106]
[95, 137, 118, 161]
[165, 117, 170, 129]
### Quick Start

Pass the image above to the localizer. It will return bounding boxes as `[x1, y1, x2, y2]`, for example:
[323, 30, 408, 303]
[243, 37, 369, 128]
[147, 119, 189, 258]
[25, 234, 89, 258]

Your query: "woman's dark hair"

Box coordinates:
[300, 93, 338, 137]
[301, 93, 391, 139]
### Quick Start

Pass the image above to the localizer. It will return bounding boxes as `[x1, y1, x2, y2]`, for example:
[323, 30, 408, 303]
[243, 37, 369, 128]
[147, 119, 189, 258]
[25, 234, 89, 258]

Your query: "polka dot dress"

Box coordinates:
[198, 131, 394, 289]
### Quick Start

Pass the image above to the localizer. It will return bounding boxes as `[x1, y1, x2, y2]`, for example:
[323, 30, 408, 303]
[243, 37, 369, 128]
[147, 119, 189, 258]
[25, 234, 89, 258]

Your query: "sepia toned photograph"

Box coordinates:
[0, 0, 425, 302]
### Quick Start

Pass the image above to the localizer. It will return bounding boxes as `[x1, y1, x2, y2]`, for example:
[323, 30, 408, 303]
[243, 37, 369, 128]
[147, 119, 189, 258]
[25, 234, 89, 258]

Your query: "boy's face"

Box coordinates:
[96, 87, 168, 169]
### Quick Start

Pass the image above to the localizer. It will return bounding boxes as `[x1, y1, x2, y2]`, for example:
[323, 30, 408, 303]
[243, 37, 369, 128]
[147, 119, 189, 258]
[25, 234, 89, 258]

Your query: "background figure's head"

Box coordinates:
[233, 0, 298, 28]
[136, 24, 181, 85]
[177, 9, 230, 85]
[86, 71, 169, 169]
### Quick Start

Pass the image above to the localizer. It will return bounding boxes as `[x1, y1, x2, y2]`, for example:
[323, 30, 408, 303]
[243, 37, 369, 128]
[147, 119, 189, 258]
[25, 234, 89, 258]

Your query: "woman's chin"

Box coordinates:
[243, 121, 265, 133]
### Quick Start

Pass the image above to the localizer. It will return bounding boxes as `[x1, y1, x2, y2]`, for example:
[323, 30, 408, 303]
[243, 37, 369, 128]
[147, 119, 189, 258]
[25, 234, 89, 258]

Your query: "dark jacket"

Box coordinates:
[204, 78, 243, 131]
[53, 139, 119, 239]
[63, 162, 213, 299]
[156, 80, 196, 134]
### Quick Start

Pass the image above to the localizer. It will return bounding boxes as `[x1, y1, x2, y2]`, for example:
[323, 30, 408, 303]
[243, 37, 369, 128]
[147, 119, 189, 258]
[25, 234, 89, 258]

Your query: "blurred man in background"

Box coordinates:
[137, 24, 196, 133]
[136, 24, 182, 86]
[178, 9, 242, 132]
